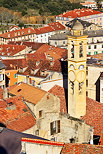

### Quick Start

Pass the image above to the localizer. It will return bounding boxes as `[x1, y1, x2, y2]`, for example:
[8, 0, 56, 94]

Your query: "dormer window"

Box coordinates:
[40, 70, 46, 76]
[36, 61, 40, 66]
[31, 69, 34, 74]
[46, 54, 54, 61]
[28, 29, 31, 33]
[50, 61, 54, 66]
[8, 34, 10, 37]
[18, 32, 20, 35]
[19, 68, 23, 73]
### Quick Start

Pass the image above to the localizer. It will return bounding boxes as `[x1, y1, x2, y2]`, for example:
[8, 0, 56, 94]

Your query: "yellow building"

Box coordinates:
[0, 61, 6, 89]
[5, 70, 18, 86]
[67, 19, 88, 118]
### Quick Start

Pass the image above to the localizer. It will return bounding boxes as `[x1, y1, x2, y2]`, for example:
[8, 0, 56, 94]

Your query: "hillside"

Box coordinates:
[0, 0, 83, 16]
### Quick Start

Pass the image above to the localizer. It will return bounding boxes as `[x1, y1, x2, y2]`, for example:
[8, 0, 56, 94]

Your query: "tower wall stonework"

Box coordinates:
[68, 31, 88, 118]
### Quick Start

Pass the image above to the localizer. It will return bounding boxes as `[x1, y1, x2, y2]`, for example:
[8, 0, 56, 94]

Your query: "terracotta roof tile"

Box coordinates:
[8, 82, 47, 104]
[0, 87, 4, 99]
[3, 59, 27, 70]
[57, 8, 102, 18]
[34, 22, 65, 34]
[88, 53, 103, 61]
[0, 27, 36, 39]
[36, 44, 67, 59]
[0, 44, 27, 56]
[49, 85, 67, 114]
[0, 96, 36, 132]
[82, 97, 103, 136]
[61, 143, 103, 154]
[9, 41, 44, 50]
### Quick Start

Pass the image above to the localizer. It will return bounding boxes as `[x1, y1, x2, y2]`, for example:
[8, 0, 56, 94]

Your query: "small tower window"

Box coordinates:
[79, 42, 83, 58]
[70, 81, 74, 94]
[71, 41, 74, 58]
[78, 82, 84, 94]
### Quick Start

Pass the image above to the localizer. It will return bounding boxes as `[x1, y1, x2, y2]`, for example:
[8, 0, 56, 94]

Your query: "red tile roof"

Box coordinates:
[0, 22, 65, 39]
[0, 87, 3, 99]
[82, 97, 103, 136]
[26, 52, 46, 61]
[80, 1, 96, 5]
[88, 53, 103, 61]
[3, 58, 27, 70]
[36, 44, 67, 59]
[8, 82, 47, 104]
[34, 22, 65, 34]
[57, 8, 102, 18]
[9, 41, 44, 50]
[0, 27, 36, 39]
[0, 96, 36, 132]
[0, 44, 27, 56]
[61, 143, 103, 154]
[49, 85, 67, 114]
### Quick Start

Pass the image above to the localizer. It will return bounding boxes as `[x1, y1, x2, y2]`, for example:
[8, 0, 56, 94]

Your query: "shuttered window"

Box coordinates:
[50, 120, 60, 135]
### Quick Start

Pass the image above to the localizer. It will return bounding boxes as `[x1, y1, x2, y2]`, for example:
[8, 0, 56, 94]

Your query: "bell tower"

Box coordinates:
[67, 19, 88, 118]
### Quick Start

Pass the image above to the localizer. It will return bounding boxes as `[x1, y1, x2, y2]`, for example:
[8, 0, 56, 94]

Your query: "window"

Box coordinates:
[94, 51, 98, 55]
[6, 73, 10, 76]
[88, 45, 91, 49]
[39, 110, 43, 118]
[35, 130, 39, 135]
[86, 67, 88, 75]
[55, 42, 57, 45]
[0, 74, 3, 81]
[14, 74, 17, 78]
[94, 45, 97, 49]
[50, 120, 60, 135]
[86, 79, 88, 87]
[63, 41, 65, 44]
[88, 52, 91, 55]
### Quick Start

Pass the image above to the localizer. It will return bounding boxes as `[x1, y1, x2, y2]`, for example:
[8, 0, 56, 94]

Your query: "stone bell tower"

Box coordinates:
[67, 19, 88, 118]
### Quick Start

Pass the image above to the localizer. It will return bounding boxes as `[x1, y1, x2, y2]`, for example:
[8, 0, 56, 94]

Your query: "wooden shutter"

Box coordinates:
[57, 120, 60, 133]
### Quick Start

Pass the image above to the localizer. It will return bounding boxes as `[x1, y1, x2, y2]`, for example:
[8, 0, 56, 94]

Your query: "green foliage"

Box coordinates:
[0, 0, 83, 16]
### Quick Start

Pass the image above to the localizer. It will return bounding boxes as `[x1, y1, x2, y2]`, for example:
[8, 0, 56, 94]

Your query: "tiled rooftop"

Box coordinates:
[0, 27, 36, 39]
[0, 96, 36, 132]
[9, 41, 44, 50]
[8, 82, 47, 104]
[34, 22, 65, 34]
[0, 22, 65, 39]
[49, 85, 67, 114]
[82, 97, 103, 136]
[36, 44, 67, 58]
[88, 53, 103, 61]
[2, 58, 27, 70]
[57, 8, 102, 18]
[61, 143, 103, 154]
[0, 44, 27, 56]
